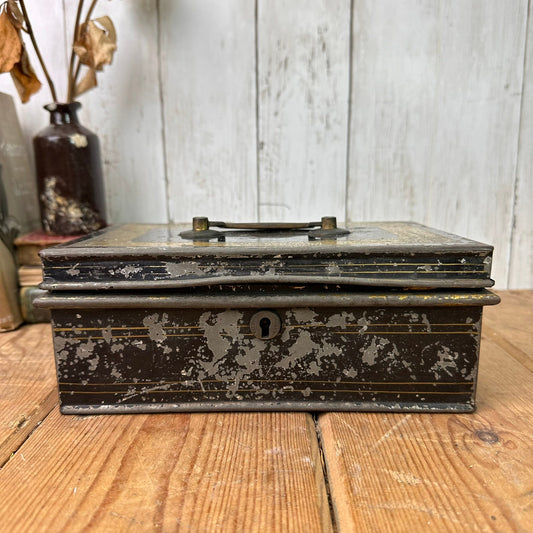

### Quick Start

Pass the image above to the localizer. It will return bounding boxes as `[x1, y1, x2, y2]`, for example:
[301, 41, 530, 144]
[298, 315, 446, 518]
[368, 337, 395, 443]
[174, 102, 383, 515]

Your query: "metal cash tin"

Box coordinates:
[36, 219, 499, 414]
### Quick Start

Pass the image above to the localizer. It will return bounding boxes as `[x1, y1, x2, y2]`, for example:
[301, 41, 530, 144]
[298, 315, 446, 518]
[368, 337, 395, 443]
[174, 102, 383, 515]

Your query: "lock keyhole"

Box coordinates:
[259, 317, 271, 338]
[250, 310, 282, 340]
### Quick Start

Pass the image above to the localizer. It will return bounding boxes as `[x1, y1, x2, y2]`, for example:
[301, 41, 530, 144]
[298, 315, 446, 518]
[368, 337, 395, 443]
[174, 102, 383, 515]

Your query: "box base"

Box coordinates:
[60, 400, 476, 415]
[37, 289, 499, 414]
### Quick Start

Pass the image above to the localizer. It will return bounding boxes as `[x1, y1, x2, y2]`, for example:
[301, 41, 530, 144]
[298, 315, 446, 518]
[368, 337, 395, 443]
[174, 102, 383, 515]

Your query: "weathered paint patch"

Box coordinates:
[290, 308, 319, 324]
[276, 330, 318, 371]
[120, 265, 143, 278]
[66, 264, 80, 276]
[143, 313, 168, 342]
[326, 311, 356, 328]
[166, 262, 205, 277]
[361, 337, 390, 366]
[198, 310, 243, 379]
[430, 344, 459, 378]
[50, 304, 483, 411]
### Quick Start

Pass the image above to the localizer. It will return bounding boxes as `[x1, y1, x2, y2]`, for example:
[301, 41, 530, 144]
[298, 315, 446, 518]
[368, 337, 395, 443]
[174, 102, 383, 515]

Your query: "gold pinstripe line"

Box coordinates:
[46, 262, 484, 270]
[60, 389, 472, 396]
[64, 330, 478, 340]
[58, 379, 474, 386]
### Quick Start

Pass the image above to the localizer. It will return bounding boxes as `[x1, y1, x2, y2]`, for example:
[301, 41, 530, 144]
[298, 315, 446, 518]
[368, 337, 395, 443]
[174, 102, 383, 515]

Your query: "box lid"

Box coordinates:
[40, 220, 494, 291]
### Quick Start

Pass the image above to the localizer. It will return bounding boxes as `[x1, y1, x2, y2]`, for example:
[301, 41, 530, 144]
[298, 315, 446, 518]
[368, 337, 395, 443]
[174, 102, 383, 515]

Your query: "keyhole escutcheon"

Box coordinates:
[250, 310, 282, 340]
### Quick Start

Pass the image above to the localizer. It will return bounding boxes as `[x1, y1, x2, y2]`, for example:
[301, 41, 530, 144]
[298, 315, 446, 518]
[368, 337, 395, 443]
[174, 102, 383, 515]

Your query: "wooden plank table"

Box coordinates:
[0, 291, 531, 532]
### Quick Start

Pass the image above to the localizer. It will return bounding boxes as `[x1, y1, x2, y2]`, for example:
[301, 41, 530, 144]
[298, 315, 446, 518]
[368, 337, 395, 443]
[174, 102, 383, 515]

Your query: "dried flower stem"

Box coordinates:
[67, 0, 85, 102]
[85, 0, 99, 22]
[18, 0, 57, 102]
[70, 0, 99, 100]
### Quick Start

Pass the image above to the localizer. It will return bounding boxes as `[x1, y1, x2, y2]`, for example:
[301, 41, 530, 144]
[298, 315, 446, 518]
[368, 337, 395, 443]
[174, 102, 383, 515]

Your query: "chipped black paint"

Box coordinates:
[39, 222, 495, 291]
[47, 301, 487, 413]
[36, 221, 499, 414]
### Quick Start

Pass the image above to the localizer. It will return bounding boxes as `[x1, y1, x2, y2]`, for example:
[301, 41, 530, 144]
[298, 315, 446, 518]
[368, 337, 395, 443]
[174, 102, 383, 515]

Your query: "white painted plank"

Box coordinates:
[160, 0, 257, 223]
[0, 0, 68, 161]
[509, 0, 533, 289]
[257, 0, 350, 222]
[2, 0, 530, 288]
[347, 1, 528, 288]
[63, 0, 167, 224]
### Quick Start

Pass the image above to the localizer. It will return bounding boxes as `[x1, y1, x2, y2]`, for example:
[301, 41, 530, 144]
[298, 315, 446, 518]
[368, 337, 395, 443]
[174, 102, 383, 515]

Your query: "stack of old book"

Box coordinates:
[15, 231, 79, 323]
[0, 93, 41, 331]
[0, 236, 20, 331]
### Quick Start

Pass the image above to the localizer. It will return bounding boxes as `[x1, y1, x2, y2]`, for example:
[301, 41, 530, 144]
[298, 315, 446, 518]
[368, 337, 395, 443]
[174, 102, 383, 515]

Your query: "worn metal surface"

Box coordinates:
[36, 288, 500, 309]
[38, 290, 499, 414]
[179, 216, 350, 240]
[37, 222, 499, 414]
[40, 222, 494, 290]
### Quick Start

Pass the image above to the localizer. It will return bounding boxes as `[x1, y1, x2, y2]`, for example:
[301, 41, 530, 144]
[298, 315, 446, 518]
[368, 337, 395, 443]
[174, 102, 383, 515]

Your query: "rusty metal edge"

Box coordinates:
[59, 401, 475, 415]
[34, 289, 501, 309]
[40, 242, 494, 259]
[39, 276, 495, 291]
[38, 221, 495, 258]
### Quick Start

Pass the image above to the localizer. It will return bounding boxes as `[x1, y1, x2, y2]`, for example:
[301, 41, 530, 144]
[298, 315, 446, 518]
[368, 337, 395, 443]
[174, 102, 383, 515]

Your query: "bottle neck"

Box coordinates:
[45, 103, 81, 125]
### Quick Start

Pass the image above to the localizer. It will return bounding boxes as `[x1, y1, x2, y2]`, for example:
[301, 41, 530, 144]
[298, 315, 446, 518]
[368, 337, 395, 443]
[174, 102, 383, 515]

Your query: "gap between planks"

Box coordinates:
[317, 327, 533, 532]
[0, 323, 59, 467]
[1, 290, 530, 531]
[0, 411, 335, 532]
[0, 392, 58, 469]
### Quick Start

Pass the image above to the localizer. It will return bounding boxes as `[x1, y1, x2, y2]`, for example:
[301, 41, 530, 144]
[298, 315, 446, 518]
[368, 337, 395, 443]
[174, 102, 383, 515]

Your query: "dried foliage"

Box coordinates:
[5, 0, 23, 28]
[10, 44, 41, 102]
[0, 0, 117, 103]
[73, 15, 117, 98]
[0, 10, 21, 73]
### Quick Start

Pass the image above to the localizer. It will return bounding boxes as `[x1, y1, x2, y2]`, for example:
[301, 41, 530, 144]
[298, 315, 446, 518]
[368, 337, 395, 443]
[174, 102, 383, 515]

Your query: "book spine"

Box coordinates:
[18, 265, 44, 287]
[0, 242, 22, 331]
[16, 244, 43, 266]
[19, 287, 50, 323]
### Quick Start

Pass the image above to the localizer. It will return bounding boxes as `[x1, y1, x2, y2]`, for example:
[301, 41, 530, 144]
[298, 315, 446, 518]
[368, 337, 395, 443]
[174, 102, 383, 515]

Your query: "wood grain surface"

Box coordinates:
[346, 0, 529, 287]
[318, 331, 533, 532]
[1, 1, 532, 288]
[257, 0, 350, 221]
[510, 0, 533, 288]
[0, 411, 331, 533]
[160, 0, 258, 223]
[0, 291, 532, 531]
[0, 324, 57, 466]
[483, 290, 533, 369]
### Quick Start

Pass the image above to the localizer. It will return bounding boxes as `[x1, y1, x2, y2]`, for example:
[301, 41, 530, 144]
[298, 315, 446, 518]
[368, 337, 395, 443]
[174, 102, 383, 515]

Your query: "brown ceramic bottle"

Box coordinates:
[34, 102, 106, 235]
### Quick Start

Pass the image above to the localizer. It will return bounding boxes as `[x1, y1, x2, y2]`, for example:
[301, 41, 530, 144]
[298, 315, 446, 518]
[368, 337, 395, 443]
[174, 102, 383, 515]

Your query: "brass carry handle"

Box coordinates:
[180, 216, 349, 240]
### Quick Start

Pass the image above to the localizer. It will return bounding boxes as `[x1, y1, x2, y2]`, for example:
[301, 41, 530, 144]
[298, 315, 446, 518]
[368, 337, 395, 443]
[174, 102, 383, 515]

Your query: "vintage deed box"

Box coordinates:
[36, 218, 499, 415]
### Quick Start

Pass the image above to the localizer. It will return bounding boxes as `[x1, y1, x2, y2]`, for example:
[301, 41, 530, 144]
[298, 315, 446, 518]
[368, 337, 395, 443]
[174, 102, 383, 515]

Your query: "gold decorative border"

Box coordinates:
[60, 389, 472, 396]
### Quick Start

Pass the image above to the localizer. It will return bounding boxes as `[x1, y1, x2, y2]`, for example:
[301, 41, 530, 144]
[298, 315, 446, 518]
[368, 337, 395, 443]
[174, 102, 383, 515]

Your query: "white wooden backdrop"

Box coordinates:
[0, 0, 531, 289]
